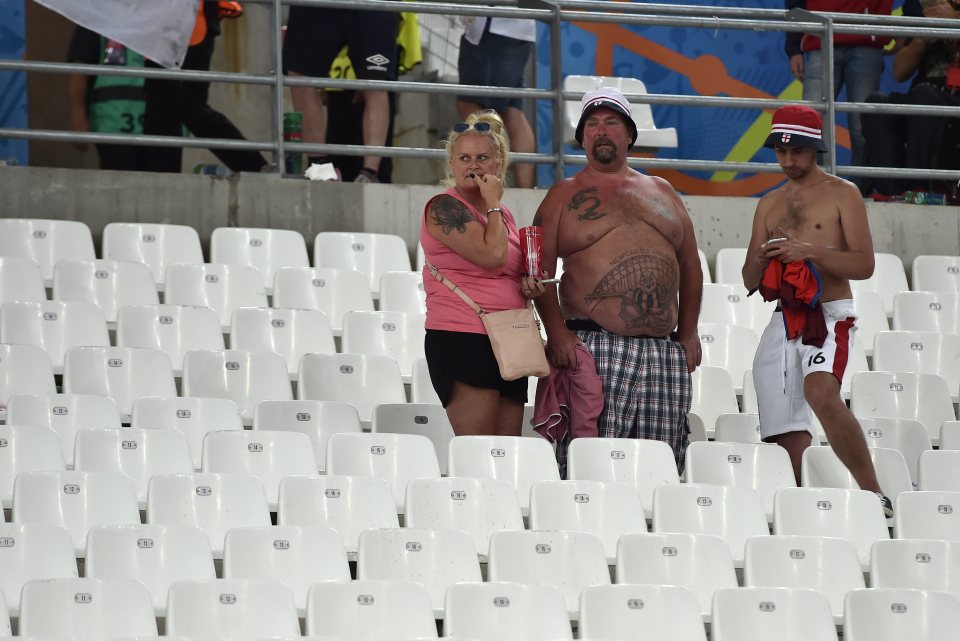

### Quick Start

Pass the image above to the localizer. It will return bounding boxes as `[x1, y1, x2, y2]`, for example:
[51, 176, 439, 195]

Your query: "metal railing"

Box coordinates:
[0, 0, 958, 187]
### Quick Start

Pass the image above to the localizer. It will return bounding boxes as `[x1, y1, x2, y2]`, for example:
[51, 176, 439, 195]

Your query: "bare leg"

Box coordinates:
[289, 71, 326, 145]
[495, 398, 525, 437]
[456, 100, 482, 120]
[504, 106, 535, 188]
[804, 372, 883, 494]
[445, 381, 502, 436]
[361, 89, 390, 172]
[764, 430, 813, 485]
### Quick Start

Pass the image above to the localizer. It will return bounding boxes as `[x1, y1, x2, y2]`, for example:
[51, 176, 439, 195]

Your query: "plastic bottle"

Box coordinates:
[193, 164, 229, 177]
[283, 112, 303, 176]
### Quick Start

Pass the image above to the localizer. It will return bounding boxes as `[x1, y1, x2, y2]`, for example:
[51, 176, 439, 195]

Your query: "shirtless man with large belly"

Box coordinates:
[742, 104, 892, 517]
[533, 87, 703, 470]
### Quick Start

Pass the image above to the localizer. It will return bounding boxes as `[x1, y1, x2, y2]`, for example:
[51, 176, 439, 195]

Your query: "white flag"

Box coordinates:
[34, 0, 199, 68]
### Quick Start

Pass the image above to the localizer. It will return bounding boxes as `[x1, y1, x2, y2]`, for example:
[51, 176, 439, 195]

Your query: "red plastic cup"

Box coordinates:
[520, 225, 542, 277]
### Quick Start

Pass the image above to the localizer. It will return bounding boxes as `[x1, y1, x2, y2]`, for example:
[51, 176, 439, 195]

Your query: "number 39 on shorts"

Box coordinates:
[807, 352, 826, 367]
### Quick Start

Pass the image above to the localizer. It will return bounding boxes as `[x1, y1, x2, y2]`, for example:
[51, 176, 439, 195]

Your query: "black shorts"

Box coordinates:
[457, 32, 532, 112]
[283, 6, 399, 80]
[424, 329, 528, 407]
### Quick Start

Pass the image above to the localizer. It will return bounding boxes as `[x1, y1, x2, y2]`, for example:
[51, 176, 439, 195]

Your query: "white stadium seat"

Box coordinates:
[164, 263, 267, 329]
[253, 399, 362, 473]
[13, 470, 140, 556]
[131, 396, 243, 470]
[210, 226, 309, 294]
[102, 222, 204, 289]
[0, 300, 109, 374]
[313, 231, 412, 299]
[166, 578, 301, 641]
[7, 393, 121, 468]
[0, 218, 96, 285]
[711, 587, 838, 641]
[182, 348, 293, 425]
[271, 266, 374, 336]
[63, 346, 176, 421]
[53, 258, 158, 325]
[116, 303, 224, 376]
[85, 524, 215, 614]
[19, 577, 157, 640]
[229, 306, 336, 377]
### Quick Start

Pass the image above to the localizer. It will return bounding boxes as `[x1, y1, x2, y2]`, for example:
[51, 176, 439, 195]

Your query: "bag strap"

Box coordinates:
[427, 261, 535, 317]
[427, 262, 486, 316]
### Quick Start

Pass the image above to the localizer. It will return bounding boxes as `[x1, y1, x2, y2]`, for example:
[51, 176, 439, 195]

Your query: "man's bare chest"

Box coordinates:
[557, 185, 682, 254]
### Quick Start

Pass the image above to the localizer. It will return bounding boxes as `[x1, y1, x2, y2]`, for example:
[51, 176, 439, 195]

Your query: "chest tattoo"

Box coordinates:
[585, 252, 676, 332]
[567, 187, 608, 222]
[431, 196, 475, 235]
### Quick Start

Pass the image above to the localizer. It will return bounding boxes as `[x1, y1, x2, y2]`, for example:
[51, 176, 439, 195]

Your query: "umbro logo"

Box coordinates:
[365, 53, 390, 71]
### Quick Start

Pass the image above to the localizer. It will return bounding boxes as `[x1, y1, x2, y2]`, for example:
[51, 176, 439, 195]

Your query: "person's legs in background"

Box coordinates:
[142, 60, 185, 172]
[178, 29, 266, 173]
[840, 46, 884, 184]
[143, 27, 266, 173]
[359, 89, 390, 175]
[456, 32, 535, 188]
[861, 91, 908, 196]
[96, 144, 149, 171]
[283, 6, 344, 169]
[903, 83, 950, 182]
[504, 106, 535, 189]
[345, 9, 399, 182]
[289, 78, 328, 165]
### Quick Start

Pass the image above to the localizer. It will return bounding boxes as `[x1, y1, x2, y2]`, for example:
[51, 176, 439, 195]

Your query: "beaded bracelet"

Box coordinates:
[486, 207, 503, 215]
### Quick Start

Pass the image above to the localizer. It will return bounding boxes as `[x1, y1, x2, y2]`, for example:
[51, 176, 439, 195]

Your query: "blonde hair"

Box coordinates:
[442, 109, 511, 187]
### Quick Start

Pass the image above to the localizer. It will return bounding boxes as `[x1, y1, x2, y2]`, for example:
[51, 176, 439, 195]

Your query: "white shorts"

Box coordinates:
[753, 299, 858, 440]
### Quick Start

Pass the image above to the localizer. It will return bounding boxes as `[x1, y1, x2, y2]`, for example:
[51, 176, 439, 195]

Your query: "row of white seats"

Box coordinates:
[0, 220, 414, 296]
[0, 345, 421, 423]
[2, 520, 959, 627]
[700, 285, 960, 358]
[692, 365, 959, 443]
[695, 322, 960, 401]
[3, 461, 957, 566]
[692, 412, 960, 482]
[712, 248, 960, 312]
[1, 395, 456, 469]
[6, 410, 959, 521]
[6, 576, 956, 641]
[0, 256, 425, 327]
[3, 394, 956, 517]
[0, 302, 427, 374]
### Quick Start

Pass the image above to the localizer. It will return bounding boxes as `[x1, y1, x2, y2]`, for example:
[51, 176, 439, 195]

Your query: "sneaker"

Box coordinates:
[354, 167, 379, 184]
[876, 492, 894, 518]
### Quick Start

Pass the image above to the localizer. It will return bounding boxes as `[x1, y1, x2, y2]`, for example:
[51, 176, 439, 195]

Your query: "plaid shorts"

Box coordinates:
[575, 329, 692, 473]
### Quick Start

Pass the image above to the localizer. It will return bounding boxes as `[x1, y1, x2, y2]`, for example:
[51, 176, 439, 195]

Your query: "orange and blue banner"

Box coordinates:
[535, 0, 911, 195]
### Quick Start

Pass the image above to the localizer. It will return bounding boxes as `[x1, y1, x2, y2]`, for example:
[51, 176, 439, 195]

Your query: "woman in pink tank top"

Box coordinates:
[421, 110, 544, 436]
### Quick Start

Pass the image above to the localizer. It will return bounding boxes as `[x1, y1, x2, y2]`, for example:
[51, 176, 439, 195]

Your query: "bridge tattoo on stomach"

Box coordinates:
[585, 252, 677, 332]
[567, 186, 608, 222]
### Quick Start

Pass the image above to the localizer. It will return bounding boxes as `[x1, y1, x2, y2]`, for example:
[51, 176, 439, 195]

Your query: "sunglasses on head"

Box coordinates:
[453, 122, 492, 133]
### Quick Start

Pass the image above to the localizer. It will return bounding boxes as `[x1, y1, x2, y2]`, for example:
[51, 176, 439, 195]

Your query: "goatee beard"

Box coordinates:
[592, 139, 617, 163]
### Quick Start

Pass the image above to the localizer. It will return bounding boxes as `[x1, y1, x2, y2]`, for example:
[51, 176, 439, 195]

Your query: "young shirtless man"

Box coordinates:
[742, 104, 893, 516]
[532, 87, 703, 470]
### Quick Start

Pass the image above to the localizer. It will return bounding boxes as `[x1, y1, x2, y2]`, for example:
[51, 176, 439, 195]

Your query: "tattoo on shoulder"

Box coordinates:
[585, 251, 677, 332]
[431, 196, 475, 235]
[567, 186, 608, 222]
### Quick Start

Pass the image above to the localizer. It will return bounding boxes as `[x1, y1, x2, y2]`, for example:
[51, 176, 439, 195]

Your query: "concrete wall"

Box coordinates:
[2, 165, 958, 279]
